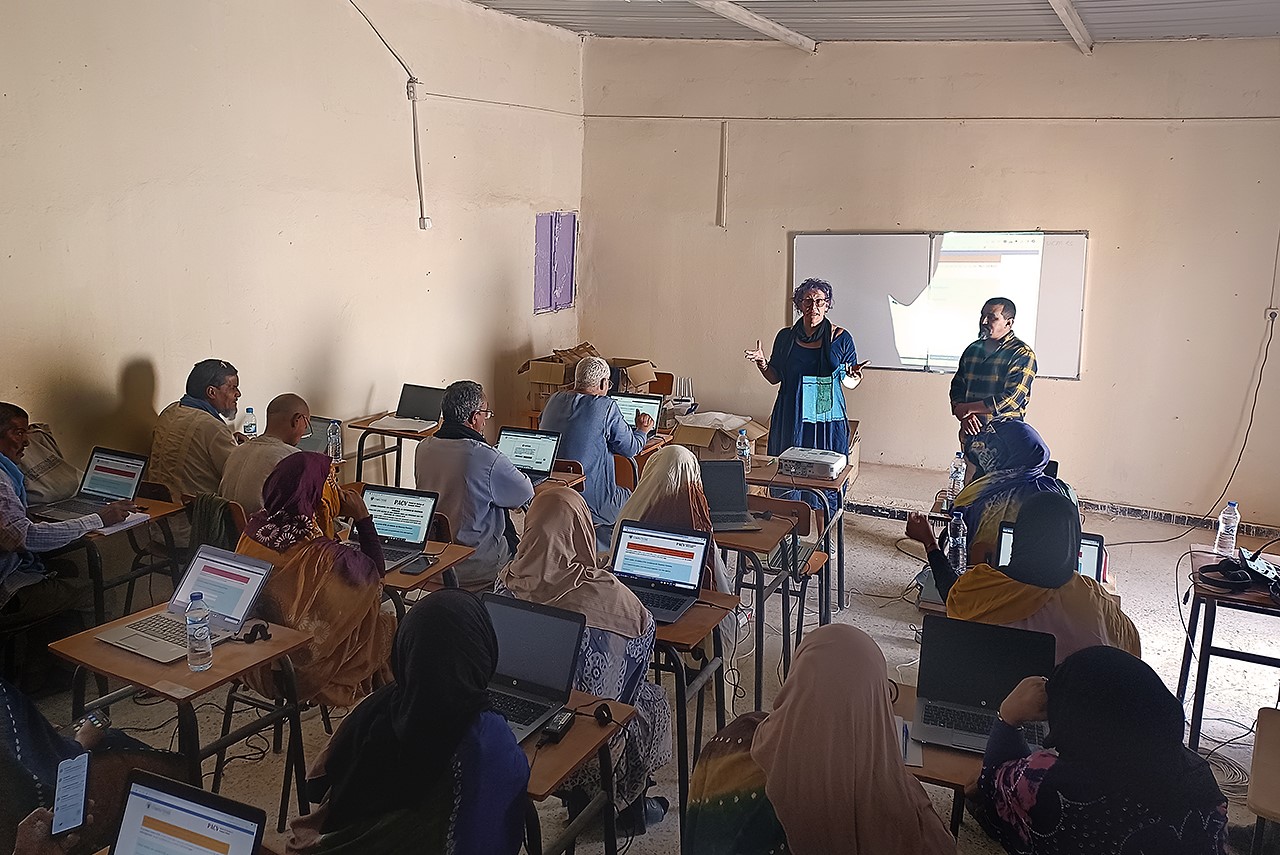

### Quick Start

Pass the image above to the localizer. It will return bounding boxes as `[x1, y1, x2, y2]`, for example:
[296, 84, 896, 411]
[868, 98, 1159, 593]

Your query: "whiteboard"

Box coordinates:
[791, 232, 1087, 380]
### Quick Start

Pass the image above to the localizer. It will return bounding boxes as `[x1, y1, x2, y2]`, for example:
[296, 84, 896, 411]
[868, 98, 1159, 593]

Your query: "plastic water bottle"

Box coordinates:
[946, 512, 968, 573]
[242, 407, 257, 438]
[947, 452, 966, 508]
[1214, 501, 1240, 558]
[186, 593, 213, 672]
[736, 429, 752, 474]
[326, 419, 343, 467]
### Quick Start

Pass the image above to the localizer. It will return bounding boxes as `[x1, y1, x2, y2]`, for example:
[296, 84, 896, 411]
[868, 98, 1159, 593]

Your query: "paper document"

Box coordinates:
[96, 512, 150, 536]
[369, 416, 438, 433]
[896, 715, 925, 767]
[674, 411, 752, 432]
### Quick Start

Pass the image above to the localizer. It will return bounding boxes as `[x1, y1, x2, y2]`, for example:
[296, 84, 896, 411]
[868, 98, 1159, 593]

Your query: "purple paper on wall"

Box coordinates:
[534, 211, 577, 314]
[534, 212, 554, 313]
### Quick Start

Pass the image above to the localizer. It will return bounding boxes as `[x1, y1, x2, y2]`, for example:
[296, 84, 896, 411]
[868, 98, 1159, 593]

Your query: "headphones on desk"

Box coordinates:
[236, 620, 272, 644]
[1196, 559, 1254, 594]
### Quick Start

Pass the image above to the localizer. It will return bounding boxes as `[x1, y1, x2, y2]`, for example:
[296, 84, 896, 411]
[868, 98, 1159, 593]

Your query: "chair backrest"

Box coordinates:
[227, 500, 249, 536]
[139, 480, 173, 502]
[747, 493, 811, 538]
[1249, 705, 1280, 822]
[649, 372, 675, 396]
[553, 458, 584, 476]
[428, 512, 453, 544]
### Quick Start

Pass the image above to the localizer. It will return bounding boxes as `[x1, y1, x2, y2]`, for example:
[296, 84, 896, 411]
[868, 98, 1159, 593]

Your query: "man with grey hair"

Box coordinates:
[540, 356, 653, 550]
[218, 393, 311, 515]
[415, 380, 533, 590]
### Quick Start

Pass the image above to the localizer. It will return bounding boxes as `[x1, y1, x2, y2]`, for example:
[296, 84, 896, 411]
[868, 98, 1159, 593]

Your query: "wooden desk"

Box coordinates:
[746, 456, 856, 623]
[524, 690, 635, 855]
[893, 684, 982, 836]
[348, 411, 440, 484]
[1178, 544, 1280, 750]
[654, 589, 736, 831]
[535, 472, 586, 494]
[715, 515, 796, 711]
[382, 542, 476, 617]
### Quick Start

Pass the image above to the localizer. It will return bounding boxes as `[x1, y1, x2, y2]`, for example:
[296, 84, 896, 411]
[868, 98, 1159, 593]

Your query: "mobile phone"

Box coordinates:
[51, 752, 90, 837]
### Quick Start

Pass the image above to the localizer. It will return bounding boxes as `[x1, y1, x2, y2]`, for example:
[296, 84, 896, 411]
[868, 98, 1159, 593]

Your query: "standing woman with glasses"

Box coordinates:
[744, 279, 864, 514]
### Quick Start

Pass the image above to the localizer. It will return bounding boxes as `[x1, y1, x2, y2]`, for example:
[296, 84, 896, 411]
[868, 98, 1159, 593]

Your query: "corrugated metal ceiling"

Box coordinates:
[470, 0, 1280, 42]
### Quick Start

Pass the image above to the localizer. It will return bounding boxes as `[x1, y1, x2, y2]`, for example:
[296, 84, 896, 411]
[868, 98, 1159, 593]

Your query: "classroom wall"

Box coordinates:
[578, 38, 1280, 523]
[1, 0, 583, 474]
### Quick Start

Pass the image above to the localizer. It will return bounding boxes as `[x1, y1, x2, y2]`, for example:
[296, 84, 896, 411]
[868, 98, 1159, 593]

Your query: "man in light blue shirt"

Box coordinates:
[540, 357, 653, 551]
[415, 381, 533, 590]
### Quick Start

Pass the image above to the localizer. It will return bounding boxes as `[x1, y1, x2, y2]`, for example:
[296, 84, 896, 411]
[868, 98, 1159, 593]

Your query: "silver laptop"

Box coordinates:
[611, 521, 710, 623]
[297, 416, 339, 454]
[482, 594, 586, 743]
[97, 546, 272, 663]
[32, 447, 148, 521]
[700, 459, 761, 532]
[352, 484, 438, 571]
[496, 427, 560, 486]
[369, 384, 446, 432]
[610, 392, 662, 428]
[113, 770, 265, 855]
[998, 522, 1107, 582]
[913, 615, 1055, 753]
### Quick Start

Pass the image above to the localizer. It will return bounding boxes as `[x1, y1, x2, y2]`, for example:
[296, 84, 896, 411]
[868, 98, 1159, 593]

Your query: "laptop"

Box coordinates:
[353, 484, 438, 571]
[610, 392, 663, 429]
[611, 521, 710, 623]
[496, 427, 561, 485]
[96, 546, 272, 663]
[482, 594, 586, 743]
[32, 447, 148, 521]
[997, 522, 1107, 582]
[112, 769, 265, 855]
[369, 384, 446, 432]
[297, 415, 340, 454]
[700, 459, 761, 532]
[913, 614, 1056, 753]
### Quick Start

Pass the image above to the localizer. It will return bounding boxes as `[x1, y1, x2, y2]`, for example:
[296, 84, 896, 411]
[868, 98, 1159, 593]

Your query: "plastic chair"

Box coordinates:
[1249, 706, 1280, 855]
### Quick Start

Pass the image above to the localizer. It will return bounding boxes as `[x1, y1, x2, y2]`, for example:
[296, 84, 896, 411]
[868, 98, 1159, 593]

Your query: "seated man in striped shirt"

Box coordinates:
[949, 297, 1038, 481]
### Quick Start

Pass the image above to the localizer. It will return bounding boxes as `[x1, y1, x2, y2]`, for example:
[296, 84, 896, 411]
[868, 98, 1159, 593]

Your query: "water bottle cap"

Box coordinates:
[952, 511, 963, 519]
[955, 451, 963, 458]
[739, 429, 746, 435]
[190, 592, 203, 601]
[246, 407, 253, 413]
[1227, 501, 1237, 507]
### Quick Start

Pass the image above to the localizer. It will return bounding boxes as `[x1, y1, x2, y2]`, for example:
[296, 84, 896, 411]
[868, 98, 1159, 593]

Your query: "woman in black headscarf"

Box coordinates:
[288, 589, 529, 855]
[971, 646, 1228, 855]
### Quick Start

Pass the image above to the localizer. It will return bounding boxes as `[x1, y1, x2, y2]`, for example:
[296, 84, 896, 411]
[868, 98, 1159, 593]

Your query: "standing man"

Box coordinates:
[950, 298, 1037, 475]
[219, 393, 311, 515]
[150, 359, 241, 499]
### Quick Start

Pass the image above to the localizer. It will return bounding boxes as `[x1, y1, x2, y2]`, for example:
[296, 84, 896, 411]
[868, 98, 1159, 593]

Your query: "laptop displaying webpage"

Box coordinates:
[364, 489, 435, 544]
[614, 527, 704, 588]
[82, 451, 146, 500]
[612, 394, 662, 427]
[116, 782, 259, 855]
[497, 431, 558, 473]
[487, 598, 582, 691]
[998, 527, 1101, 578]
[173, 552, 268, 621]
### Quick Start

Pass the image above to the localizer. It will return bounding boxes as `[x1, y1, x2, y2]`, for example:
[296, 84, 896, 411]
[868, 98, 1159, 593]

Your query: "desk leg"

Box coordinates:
[71, 666, 88, 720]
[355, 430, 372, 482]
[836, 486, 847, 612]
[388, 589, 406, 621]
[393, 438, 404, 486]
[524, 799, 544, 855]
[83, 541, 105, 628]
[746, 552, 766, 711]
[599, 742, 618, 855]
[1187, 599, 1217, 751]
[443, 568, 459, 588]
[177, 702, 202, 786]
[712, 626, 726, 732]
[780, 543, 794, 679]
[277, 657, 310, 832]
[950, 787, 964, 837]
[1176, 595, 1203, 702]
[665, 646, 691, 833]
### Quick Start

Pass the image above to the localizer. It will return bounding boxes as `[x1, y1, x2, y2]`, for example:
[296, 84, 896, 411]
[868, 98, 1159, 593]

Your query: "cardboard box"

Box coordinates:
[672, 417, 769, 461]
[518, 343, 657, 409]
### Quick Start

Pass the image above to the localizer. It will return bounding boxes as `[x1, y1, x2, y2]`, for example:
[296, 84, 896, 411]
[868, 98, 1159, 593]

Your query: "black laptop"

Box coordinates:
[700, 459, 761, 532]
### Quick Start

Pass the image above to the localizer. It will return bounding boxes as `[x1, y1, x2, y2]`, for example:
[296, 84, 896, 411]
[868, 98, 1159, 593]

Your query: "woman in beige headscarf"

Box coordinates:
[686, 624, 955, 855]
[611, 444, 731, 592]
[500, 487, 673, 832]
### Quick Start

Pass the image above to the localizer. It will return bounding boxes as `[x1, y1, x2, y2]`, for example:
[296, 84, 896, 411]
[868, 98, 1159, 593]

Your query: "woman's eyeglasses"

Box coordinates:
[801, 298, 828, 308]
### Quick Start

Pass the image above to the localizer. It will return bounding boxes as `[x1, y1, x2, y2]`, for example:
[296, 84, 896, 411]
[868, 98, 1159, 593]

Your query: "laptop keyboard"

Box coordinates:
[127, 613, 188, 646]
[51, 498, 106, 516]
[384, 545, 419, 562]
[632, 589, 688, 614]
[922, 705, 1046, 745]
[489, 692, 550, 726]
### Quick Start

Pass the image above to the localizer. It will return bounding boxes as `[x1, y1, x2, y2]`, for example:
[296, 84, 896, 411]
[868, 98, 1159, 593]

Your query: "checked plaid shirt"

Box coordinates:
[949, 332, 1037, 421]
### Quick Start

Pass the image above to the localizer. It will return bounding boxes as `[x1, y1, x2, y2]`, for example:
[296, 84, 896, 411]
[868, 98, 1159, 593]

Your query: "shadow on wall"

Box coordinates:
[45, 358, 159, 462]
[494, 342, 539, 432]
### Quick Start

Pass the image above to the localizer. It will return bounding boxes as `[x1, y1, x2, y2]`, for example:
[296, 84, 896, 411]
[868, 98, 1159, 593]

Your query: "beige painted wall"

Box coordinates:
[579, 38, 1280, 523]
[1, 0, 582, 474]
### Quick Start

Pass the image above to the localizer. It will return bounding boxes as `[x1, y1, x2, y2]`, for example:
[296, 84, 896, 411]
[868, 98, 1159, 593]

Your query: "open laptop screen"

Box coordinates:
[611, 393, 662, 428]
[485, 596, 584, 696]
[613, 523, 706, 590]
[496, 429, 559, 476]
[397, 384, 446, 421]
[997, 523, 1105, 580]
[81, 449, 147, 501]
[919, 615, 1056, 711]
[363, 486, 436, 545]
[172, 547, 270, 624]
[114, 773, 263, 855]
[700, 460, 749, 513]
[297, 416, 338, 454]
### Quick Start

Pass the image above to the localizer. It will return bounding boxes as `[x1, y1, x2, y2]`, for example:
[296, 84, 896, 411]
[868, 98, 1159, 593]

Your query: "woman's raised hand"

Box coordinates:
[744, 339, 767, 369]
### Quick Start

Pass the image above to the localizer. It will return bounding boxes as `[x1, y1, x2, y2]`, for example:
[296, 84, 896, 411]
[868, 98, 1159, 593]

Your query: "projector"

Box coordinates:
[777, 447, 848, 480]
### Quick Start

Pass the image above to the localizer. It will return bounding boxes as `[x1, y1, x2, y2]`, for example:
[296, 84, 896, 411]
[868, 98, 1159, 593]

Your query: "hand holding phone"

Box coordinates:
[52, 753, 90, 837]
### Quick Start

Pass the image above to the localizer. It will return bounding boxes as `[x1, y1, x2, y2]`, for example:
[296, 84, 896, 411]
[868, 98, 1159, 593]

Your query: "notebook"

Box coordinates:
[96, 546, 272, 663]
[700, 459, 760, 532]
[496, 427, 560, 485]
[369, 384, 446, 432]
[913, 614, 1056, 753]
[112, 770, 265, 855]
[997, 523, 1107, 582]
[610, 392, 663, 429]
[354, 484, 438, 571]
[611, 521, 710, 623]
[482, 594, 586, 743]
[32, 447, 148, 522]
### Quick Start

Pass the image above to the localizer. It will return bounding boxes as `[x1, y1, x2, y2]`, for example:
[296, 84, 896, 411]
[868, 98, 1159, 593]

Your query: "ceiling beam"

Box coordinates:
[1046, 0, 1094, 54]
[685, 0, 816, 52]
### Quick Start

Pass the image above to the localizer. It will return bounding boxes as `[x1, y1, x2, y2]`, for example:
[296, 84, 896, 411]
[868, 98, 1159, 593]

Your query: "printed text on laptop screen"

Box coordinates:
[83, 452, 145, 500]
[365, 490, 434, 543]
[175, 557, 266, 620]
[612, 395, 661, 427]
[498, 433, 557, 472]
[616, 529, 702, 587]
[117, 783, 258, 855]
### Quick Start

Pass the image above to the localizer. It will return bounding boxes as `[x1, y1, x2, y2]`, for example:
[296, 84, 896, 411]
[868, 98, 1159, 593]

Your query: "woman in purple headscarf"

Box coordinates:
[236, 452, 394, 707]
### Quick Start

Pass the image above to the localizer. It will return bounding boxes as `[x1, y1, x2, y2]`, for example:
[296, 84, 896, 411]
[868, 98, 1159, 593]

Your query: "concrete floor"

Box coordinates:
[34, 462, 1278, 853]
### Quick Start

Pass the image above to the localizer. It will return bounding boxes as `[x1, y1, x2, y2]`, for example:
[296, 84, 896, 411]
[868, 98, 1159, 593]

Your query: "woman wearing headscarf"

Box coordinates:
[236, 452, 394, 707]
[908, 492, 1140, 663]
[500, 487, 672, 830]
[611, 444, 731, 593]
[288, 590, 529, 854]
[686, 624, 954, 855]
[952, 419, 1073, 566]
[972, 646, 1228, 854]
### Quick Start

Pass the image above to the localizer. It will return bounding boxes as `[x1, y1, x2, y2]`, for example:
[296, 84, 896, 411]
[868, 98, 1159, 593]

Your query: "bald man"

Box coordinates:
[218, 394, 311, 514]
